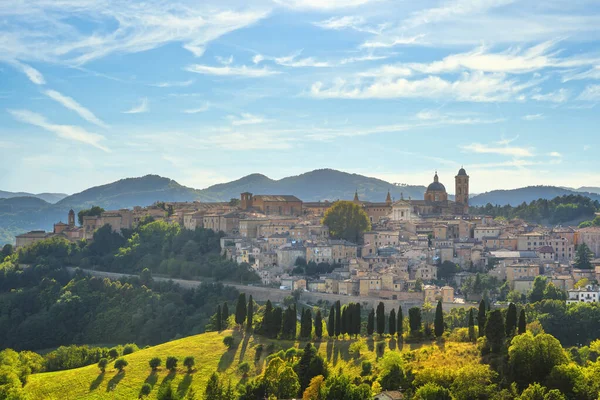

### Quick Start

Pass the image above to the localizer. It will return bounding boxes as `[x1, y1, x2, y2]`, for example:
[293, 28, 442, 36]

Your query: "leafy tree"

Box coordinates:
[123, 344, 138, 355]
[543, 283, 566, 301]
[205, 372, 223, 400]
[529, 276, 549, 303]
[376, 302, 385, 336]
[140, 383, 152, 398]
[246, 295, 254, 332]
[438, 261, 459, 283]
[451, 364, 497, 399]
[109, 348, 119, 359]
[478, 300, 487, 338]
[97, 358, 108, 373]
[238, 362, 251, 377]
[506, 303, 518, 336]
[77, 206, 105, 225]
[322, 201, 371, 243]
[434, 300, 444, 338]
[409, 307, 422, 333]
[380, 364, 405, 390]
[223, 336, 234, 350]
[303, 375, 325, 400]
[361, 360, 372, 376]
[235, 293, 247, 327]
[414, 383, 452, 400]
[574, 243, 593, 269]
[389, 309, 396, 336]
[327, 306, 335, 338]
[485, 310, 506, 353]
[166, 356, 178, 371]
[264, 357, 300, 399]
[397, 307, 403, 337]
[468, 309, 476, 342]
[546, 363, 586, 400]
[518, 309, 527, 334]
[295, 343, 328, 393]
[149, 357, 161, 371]
[114, 358, 128, 372]
[183, 356, 195, 373]
[1, 244, 13, 259]
[314, 310, 323, 339]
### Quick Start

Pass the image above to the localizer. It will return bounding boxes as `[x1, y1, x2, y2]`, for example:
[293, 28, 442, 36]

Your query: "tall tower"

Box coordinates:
[385, 190, 392, 206]
[68, 209, 75, 227]
[353, 189, 360, 204]
[455, 167, 469, 212]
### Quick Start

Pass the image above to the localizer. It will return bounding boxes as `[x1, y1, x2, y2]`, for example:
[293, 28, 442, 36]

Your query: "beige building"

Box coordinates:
[577, 227, 600, 256]
[506, 264, 540, 287]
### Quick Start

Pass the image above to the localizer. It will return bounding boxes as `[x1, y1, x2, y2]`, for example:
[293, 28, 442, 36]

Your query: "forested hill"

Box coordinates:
[0, 190, 67, 203]
[470, 186, 600, 206]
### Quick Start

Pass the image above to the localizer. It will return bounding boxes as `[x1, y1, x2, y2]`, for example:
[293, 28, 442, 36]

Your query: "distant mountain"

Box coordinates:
[470, 186, 600, 206]
[575, 187, 600, 195]
[0, 197, 50, 213]
[0, 190, 67, 204]
[56, 175, 203, 210]
[199, 169, 426, 202]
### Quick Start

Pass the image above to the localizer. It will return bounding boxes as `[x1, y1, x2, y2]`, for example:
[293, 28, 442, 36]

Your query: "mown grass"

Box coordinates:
[24, 331, 479, 399]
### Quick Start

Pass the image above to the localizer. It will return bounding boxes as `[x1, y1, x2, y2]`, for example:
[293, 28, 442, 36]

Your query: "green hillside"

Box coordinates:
[23, 330, 479, 400]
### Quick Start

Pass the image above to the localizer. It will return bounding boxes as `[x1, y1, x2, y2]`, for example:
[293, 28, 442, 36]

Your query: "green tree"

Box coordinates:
[183, 356, 195, 373]
[295, 343, 328, 393]
[216, 305, 222, 331]
[222, 302, 229, 329]
[114, 358, 128, 372]
[1, 244, 14, 259]
[314, 310, 323, 339]
[434, 300, 444, 338]
[518, 309, 527, 334]
[246, 295, 254, 332]
[108, 348, 119, 359]
[223, 336, 234, 349]
[327, 306, 335, 338]
[574, 243, 593, 269]
[438, 261, 459, 283]
[478, 300, 486, 338]
[485, 310, 506, 353]
[149, 357, 162, 371]
[334, 301, 341, 337]
[77, 206, 105, 225]
[367, 308, 375, 336]
[506, 303, 518, 336]
[140, 383, 152, 398]
[397, 306, 403, 338]
[376, 302, 385, 336]
[380, 364, 405, 391]
[264, 357, 300, 399]
[414, 383, 452, 400]
[166, 356, 178, 371]
[468, 309, 476, 341]
[409, 307, 422, 333]
[388, 309, 396, 336]
[543, 283, 566, 301]
[205, 372, 222, 400]
[235, 293, 247, 328]
[529, 276, 549, 303]
[322, 201, 371, 243]
[97, 358, 108, 373]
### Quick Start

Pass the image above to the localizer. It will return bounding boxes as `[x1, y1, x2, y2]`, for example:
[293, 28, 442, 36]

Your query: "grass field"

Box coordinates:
[24, 330, 479, 399]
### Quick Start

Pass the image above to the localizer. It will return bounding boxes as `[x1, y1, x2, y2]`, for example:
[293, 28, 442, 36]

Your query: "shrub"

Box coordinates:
[183, 356, 195, 373]
[114, 358, 128, 372]
[361, 361, 372, 376]
[223, 336, 234, 349]
[123, 344, 139, 355]
[108, 348, 119, 359]
[238, 361, 251, 377]
[149, 357, 161, 371]
[97, 358, 108, 373]
[139, 383, 152, 397]
[166, 356, 178, 371]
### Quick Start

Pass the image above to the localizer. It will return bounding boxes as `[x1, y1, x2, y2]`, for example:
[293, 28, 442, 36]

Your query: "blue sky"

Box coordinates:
[1, 0, 599, 195]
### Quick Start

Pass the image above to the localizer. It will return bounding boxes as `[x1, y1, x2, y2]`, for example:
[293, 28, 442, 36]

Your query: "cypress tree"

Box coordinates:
[327, 306, 335, 338]
[367, 308, 375, 336]
[291, 304, 297, 338]
[408, 307, 422, 333]
[485, 310, 506, 353]
[222, 302, 229, 328]
[273, 307, 283, 338]
[235, 293, 247, 327]
[468, 308, 475, 342]
[216, 305, 222, 331]
[518, 309, 526, 335]
[335, 301, 341, 336]
[246, 295, 254, 332]
[262, 300, 273, 336]
[354, 303, 361, 337]
[389, 309, 396, 336]
[477, 299, 486, 338]
[347, 304, 354, 336]
[397, 306, 403, 337]
[314, 310, 323, 339]
[434, 300, 444, 338]
[306, 309, 312, 338]
[376, 302, 385, 336]
[340, 306, 348, 335]
[505, 303, 517, 336]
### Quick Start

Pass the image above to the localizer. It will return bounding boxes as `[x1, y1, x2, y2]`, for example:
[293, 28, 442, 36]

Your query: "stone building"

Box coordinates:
[240, 193, 302, 216]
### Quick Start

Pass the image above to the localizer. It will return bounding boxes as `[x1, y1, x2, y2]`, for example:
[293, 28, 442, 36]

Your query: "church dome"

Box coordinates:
[457, 167, 467, 176]
[427, 181, 446, 192]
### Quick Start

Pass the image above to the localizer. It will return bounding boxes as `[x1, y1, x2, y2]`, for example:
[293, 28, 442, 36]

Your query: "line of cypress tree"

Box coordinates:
[434, 300, 444, 338]
[334, 301, 341, 336]
[397, 306, 403, 337]
[367, 308, 375, 336]
[235, 293, 247, 328]
[327, 305, 335, 338]
[376, 302, 385, 336]
[314, 310, 323, 339]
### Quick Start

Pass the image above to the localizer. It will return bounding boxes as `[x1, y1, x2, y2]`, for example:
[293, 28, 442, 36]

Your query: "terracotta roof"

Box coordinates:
[254, 195, 302, 202]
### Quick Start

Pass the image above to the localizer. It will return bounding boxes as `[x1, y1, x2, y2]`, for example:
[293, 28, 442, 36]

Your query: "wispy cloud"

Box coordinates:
[531, 88, 570, 103]
[9, 109, 109, 152]
[563, 66, 600, 82]
[314, 15, 385, 34]
[183, 103, 210, 114]
[360, 35, 425, 49]
[12, 61, 45, 85]
[461, 142, 534, 157]
[549, 151, 562, 157]
[216, 55, 234, 65]
[123, 98, 149, 114]
[403, 0, 516, 29]
[185, 64, 280, 77]
[274, 0, 377, 10]
[495, 135, 519, 145]
[522, 113, 544, 121]
[274, 51, 331, 68]
[578, 84, 600, 101]
[44, 90, 107, 128]
[227, 113, 267, 126]
[149, 80, 194, 88]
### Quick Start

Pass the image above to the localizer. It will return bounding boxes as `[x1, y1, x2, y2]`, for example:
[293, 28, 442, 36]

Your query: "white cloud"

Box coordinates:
[12, 61, 45, 85]
[227, 113, 267, 126]
[185, 64, 280, 77]
[360, 35, 425, 49]
[522, 113, 544, 121]
[216, 55, 234, 65]
[274, 0, 377, 11]
[578, 84, 600, 101]
[123, 98, 149, 114]
[562, 66, 600, 82]
[149, 80, 194, 88]
[274, 52, 331, 68]
[549, 151, 562, 157]
[404, 0, 516, 29]
[531, 88, 570, 103]
[44, 90, 107, 128]
[495, 135, 519, 145]
[461, 142, 534, 157]
[183, 103, 210, 114]
[315, 16, 365, 30]
[9, 109, 109, 152]
[252, 54, 264, 64]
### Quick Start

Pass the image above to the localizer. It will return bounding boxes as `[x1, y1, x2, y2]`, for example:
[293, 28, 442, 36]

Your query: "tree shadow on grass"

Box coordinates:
[218, 349, 236, 372]
[177, 374, 193, 398]
[239, 333, 251, 363]
[389, 338, 397, 351]
[106, 371, 125, 392]
[145, 371, 158, 388]
[326, 340, 333, 362]
[333, 343, 340, 366]
[367, 338, 375, 352]
[160, 371, 176, 388]
[89, 372, 104, 392]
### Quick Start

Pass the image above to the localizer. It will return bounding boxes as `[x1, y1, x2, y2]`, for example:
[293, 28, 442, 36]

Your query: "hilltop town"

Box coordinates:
[16, 168, 600, 308]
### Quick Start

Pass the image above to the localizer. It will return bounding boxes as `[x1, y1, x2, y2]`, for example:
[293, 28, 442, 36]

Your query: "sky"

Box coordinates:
[1, 0, 600, 195]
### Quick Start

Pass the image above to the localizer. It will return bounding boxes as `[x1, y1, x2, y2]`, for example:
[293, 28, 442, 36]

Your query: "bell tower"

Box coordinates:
[455, 167, 469, 213]
[68, 209, 75, 227]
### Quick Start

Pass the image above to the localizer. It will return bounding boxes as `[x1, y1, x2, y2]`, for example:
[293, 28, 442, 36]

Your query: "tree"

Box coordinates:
[529, 276, 549, 303]
[235, 293, 247, 328]
[478, 300, 486, 338]
[77, 205, 105, 225]
[506, 303, 517, 336]
[223, 336, 234, 349]
[246, 295, 254, 332]
[334, 301, 341, 337]
[574, 243, 593, 269]
[166, 356, 178, 371]
[109, 348, 119, 359]
[468, 308, 476, 342]
[216, 305, 222, 332]
[434, 300, 444, 338]
[314, 310, 323, 339]
[1, 244, 13, 259]
[543, 283, 566, 301]
[149, 357, 162, 371]
[367, 308, 375, 336]
[222, 302, 229, 328]
[409, 307, 422, 333]
[327, 306, 335, 338]
[303, 375, 325, 400]
[321, 201, 371, 243]
[397, 306, 403, 338]
[388, 309, 396, 336]
[97, 358, 108, 373]
[205, 372, 223, 400]
[376, 302, 385, 336]
[414, 383, 452, 400]
[183, 356, 195, 373]
[140, 268, 153, 286]
[114, 358, 128, 372]
[140, 383, 152, 398]
[438, 261, 459, 283]
[485, 310, 506, 353]
[264, 357, 300, 399]
[295, 343, 328, 393]
[518, 309, 527, 334]
[380, 364, 405, 390]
